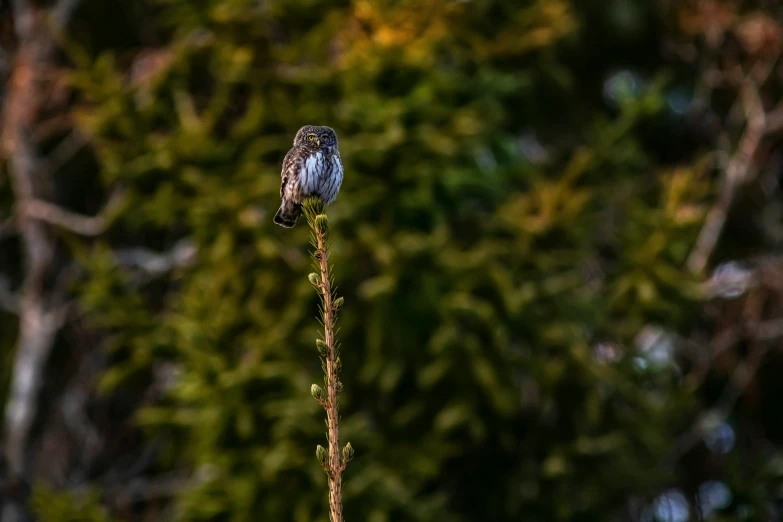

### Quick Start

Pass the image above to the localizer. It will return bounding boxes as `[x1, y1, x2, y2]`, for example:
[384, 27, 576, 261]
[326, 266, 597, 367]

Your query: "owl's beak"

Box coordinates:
[316, 139, 321, 147]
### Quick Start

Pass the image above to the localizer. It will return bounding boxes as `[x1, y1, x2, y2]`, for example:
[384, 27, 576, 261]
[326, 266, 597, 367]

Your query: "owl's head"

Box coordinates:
[294, 125, 338, 152]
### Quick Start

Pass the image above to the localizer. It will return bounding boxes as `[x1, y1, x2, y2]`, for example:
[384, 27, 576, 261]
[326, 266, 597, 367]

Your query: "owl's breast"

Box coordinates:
[319, 153, 343, 205]
[301, 151, 325, 194]
[293, 149, 343, 204]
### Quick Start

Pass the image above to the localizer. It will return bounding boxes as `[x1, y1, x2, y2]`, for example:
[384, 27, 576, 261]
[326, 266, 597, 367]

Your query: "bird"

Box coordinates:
[274, 125, 344, 228]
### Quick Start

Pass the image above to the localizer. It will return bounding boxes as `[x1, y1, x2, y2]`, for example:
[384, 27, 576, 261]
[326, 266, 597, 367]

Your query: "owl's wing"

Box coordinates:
[280, 148, 298, 198]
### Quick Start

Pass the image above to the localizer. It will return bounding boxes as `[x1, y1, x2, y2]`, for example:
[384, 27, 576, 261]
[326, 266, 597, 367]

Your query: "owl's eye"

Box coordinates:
[321, 134, 329, 141]
[308, 135, 315, 141]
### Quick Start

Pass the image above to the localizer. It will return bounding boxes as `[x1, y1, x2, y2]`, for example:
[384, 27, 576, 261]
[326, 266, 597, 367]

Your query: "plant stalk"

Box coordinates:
[304, 197, 350, 522]
[315, 226, 343, 522]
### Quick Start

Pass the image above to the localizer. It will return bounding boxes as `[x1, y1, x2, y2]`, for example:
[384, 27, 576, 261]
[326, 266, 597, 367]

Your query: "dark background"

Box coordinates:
[0, 0, 782, 521]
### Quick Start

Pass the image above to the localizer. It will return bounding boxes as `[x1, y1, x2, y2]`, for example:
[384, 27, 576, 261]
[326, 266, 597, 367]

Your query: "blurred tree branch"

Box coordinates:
[681, 2, 783, 275]
[687, 78, 781, 274]
[20, 187, 127, 236]
[0, 3, 84, 520]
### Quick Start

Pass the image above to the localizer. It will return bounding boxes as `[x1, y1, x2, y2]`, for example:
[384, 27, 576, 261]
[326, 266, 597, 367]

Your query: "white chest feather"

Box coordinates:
[290, 150, 344, 204]
[297, 152, 319, 194]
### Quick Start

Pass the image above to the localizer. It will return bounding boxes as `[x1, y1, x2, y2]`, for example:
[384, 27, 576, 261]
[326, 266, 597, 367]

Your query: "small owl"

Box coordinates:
[274, 125, 344, 228]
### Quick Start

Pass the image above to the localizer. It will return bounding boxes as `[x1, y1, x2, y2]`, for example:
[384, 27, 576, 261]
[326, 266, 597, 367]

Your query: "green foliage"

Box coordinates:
[29, 487, 108, 522]
[301, 197, 326, 222]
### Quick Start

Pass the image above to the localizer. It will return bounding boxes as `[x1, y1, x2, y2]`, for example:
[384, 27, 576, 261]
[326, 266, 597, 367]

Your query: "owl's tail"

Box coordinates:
[273, 201, 302, 228]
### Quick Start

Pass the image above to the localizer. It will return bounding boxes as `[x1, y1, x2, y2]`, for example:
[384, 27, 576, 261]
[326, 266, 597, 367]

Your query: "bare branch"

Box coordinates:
[687, 81, 773, 275]
[2, 3, 77, 482]
[5, 304, 65, 475]
[21, 188, 127, 236]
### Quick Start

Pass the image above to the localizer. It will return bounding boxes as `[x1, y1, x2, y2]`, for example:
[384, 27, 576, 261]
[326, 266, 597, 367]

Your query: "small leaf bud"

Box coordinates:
[342, 442, 354, 463]
[316, 445, 328, 465]
[310, 384, 324, 401]
[315, 214, 329, 234]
